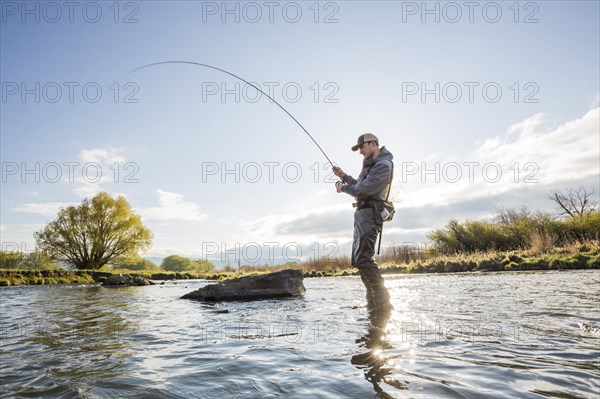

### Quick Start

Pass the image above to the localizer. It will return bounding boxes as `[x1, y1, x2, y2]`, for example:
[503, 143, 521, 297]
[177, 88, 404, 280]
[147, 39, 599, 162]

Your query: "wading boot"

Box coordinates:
[359, 268, 393, 313]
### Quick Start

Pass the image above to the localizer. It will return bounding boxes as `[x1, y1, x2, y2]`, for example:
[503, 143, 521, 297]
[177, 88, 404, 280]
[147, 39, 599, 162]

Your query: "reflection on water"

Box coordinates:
[31, 287, 141, 384]
[1, 271, 599, 398]
[352, 305, 399, 398]
[0, 286, 143, 397]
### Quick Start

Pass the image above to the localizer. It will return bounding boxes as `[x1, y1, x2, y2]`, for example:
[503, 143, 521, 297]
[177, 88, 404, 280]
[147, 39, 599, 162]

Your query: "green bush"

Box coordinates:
[559, 213, 600, 243]
[505, 261, 520, 270]
[161, 255, 215, 272]
[586, 255, 600, 268]
[0, 251, 60, 270]
[112, 258, 160, 271]
[502, 254, 523, 265]
[477, 258, 504, 271]
[429, 212, 600, 254]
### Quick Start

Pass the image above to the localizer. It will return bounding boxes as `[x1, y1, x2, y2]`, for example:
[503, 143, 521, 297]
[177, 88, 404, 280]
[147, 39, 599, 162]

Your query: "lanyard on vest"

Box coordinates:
[377, 161, 393, 255]
[384, 161, 394, 202]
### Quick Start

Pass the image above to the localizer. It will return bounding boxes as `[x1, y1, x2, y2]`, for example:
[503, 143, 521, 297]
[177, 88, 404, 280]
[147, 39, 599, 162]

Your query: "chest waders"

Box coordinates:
[352, 161, 394, 312]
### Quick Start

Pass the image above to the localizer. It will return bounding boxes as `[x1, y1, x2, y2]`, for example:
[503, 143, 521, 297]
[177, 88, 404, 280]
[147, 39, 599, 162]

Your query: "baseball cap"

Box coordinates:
[351, 133, 379, 151]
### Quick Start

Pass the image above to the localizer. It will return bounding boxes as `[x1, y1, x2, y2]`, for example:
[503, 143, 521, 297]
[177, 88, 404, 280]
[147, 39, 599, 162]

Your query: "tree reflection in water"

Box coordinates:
[25, 286, 140, 384]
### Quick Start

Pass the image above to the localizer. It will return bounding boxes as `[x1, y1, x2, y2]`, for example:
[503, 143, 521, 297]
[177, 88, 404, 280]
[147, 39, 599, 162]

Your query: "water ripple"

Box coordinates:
[1, 271, 599, 398]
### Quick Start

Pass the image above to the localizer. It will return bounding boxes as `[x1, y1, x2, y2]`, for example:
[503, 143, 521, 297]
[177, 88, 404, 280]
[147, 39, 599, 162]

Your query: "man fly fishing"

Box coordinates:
[333, 133, 394, 313]
[131, 63, 395, 313]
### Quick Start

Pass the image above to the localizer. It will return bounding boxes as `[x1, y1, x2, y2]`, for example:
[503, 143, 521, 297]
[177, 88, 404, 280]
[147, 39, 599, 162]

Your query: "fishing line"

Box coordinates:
[129, 61, 334, 166]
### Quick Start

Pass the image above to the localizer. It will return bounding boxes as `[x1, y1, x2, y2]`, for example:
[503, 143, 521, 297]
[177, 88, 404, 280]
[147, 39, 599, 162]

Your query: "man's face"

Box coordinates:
[358, 141, 376, 158]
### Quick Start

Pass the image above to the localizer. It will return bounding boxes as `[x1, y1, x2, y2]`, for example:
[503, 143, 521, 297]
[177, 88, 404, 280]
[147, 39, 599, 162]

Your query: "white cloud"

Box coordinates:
[137, 189, 206, 222]
[12, 202, 76, 217]
[55, 146, 136, 199]
[398, 107, 600, 209]
[505, 112, 548, 139]
[591, 94, 599, 109]
[73, 184, 104, 199]
[235, 203, 351, 241]
[476, 108, 597, 174]
[79, 147, 126, 164]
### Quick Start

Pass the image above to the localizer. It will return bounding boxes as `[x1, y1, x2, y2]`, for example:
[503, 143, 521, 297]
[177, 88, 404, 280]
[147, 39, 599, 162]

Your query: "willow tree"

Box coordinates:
[35, 192, 153, 270]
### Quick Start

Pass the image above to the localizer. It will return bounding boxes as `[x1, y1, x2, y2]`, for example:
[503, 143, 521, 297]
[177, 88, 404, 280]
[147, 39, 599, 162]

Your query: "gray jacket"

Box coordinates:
[341, 146, 394, 201]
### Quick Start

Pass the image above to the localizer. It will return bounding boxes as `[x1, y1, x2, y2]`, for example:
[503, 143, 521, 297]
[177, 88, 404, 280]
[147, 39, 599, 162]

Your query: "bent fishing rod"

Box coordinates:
[129, 61, 334, 167]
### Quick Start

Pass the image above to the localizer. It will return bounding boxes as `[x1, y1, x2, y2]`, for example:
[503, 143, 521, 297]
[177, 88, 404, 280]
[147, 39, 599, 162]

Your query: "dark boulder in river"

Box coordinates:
[102, 274, 154, 287]
[181, 269, 305, 301]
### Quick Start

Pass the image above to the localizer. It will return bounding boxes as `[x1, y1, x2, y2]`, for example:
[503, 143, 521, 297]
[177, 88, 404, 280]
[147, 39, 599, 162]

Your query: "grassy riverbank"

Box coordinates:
[1, 247, 598, 286]
[218, 244, 600, 278]
[379, 248, 600, 274]
[0, 270, 211, 286]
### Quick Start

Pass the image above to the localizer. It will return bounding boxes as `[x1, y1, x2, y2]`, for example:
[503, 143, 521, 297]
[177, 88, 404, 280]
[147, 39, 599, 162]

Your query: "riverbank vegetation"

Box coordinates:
[1, 243, 598, 286]
[1, 187, 598, 286]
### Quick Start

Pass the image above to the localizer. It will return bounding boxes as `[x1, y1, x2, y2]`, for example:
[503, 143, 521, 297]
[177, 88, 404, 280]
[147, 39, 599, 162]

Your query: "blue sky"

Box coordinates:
[1, 1, 599, 266]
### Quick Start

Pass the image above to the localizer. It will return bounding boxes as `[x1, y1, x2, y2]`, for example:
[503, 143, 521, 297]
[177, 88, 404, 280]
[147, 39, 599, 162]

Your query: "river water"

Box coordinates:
[1, 270, 599, 398]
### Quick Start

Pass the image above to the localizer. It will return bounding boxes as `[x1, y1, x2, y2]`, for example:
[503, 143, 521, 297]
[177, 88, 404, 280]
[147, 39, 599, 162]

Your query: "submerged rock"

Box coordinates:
[181, 269, 305, 301]
[102, 274, 154, 287]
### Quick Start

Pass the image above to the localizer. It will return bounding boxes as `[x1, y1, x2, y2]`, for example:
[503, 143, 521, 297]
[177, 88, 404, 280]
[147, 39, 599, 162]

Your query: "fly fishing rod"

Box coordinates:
[129, 61, 334, 166]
